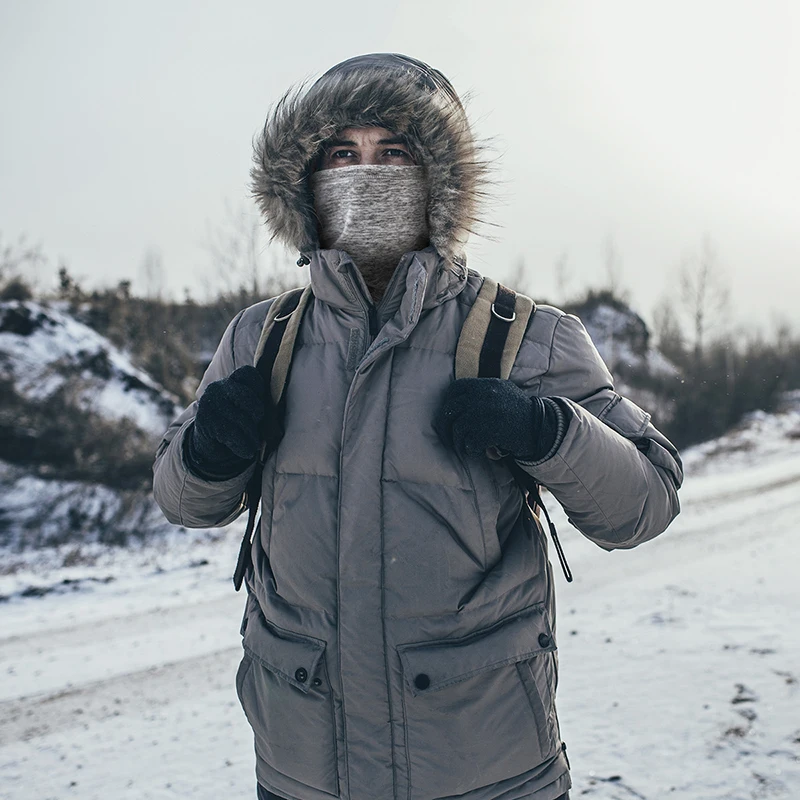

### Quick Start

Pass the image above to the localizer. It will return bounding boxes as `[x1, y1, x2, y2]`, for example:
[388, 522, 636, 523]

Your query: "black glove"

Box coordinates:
[434, 377, 563, 461]
[185, 365, 280, 480]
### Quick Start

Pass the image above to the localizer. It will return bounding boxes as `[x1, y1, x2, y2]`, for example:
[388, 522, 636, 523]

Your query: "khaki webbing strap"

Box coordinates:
[253, 285, 313, 405]
[455, 277, 535, 380]
[270, 285, 312, 406]
[234, 284, 311, 592]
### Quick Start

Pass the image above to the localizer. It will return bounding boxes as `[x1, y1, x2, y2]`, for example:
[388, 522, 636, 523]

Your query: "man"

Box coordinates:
[153, 53, 683, 800]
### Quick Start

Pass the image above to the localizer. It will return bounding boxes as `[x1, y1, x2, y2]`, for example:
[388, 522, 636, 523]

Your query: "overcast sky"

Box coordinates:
[1, 0, 798, 329]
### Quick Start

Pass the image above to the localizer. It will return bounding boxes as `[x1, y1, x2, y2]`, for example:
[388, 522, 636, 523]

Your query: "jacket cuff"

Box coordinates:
[515, 397, 569, 468]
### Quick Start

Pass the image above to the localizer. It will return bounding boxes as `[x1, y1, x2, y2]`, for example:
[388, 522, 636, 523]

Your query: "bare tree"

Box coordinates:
[0, 233, 48, 299]
[652, 295, 686, 364]
[139, 247, 165, 300]
[553, 250, 571, 304]
[505, 255, 535, 297]
[602, 234, 630, 301]
[679, 234, 730, 359]
[204, 202, 303, 311]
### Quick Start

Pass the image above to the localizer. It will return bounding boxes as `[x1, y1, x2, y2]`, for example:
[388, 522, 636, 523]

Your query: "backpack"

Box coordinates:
[232, 277, 572, 591]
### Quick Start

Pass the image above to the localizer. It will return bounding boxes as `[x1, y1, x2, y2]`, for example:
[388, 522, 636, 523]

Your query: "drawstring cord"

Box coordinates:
[532, 490, 573, 583]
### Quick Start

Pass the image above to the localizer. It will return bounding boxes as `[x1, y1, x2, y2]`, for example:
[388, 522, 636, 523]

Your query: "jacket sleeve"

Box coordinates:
[152, 308, 257, 528]
[512, 310, 683, 551]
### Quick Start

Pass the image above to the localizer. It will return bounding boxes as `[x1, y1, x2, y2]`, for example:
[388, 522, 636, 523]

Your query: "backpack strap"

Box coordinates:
[233, 285, 312, 591]
[254, 285, 314, 406]
[454, 276, 573, 583]
[455, 277, 535, 380]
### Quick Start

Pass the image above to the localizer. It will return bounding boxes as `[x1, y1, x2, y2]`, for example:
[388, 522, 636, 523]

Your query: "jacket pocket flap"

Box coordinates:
[243, 606, 326, 694]
[398, 603, 555, 696]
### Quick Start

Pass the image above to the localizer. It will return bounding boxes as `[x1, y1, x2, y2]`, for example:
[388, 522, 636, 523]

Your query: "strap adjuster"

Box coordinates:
[274, 309, 296, 323]
[491, 303, 516, 323]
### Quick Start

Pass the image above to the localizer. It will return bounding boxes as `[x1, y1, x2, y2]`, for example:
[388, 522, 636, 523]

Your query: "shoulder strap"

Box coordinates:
[233, 285, 312, 591]
[454, 277, 573, 583]
[455, 277, 535, 380]
[254, 285, 314, 406]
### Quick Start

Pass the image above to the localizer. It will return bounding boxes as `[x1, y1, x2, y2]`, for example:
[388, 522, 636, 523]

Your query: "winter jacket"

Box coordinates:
[152, 54, 683, 800]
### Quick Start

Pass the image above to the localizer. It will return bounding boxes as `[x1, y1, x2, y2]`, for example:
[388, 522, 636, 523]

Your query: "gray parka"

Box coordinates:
[152, 55, 683, 800]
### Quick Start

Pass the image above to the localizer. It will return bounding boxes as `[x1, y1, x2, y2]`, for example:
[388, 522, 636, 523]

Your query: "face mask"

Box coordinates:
[310, 165, 429, 300]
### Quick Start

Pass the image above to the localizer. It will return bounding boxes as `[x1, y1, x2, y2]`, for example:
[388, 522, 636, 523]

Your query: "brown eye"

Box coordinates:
[383, 148, 414, 162]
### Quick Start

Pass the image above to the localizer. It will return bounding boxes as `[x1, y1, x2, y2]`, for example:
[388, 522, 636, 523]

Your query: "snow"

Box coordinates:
[0, 301, 180, 435]
[0, 459, 181, 552]
[579, 302, 678, 380]
[1, 405, 799, 799]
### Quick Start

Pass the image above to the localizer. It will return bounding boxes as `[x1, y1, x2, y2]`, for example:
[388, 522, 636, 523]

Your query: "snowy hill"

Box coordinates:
[0, 398, 798, 798]
[0, 300, 180, 435]
[567, 292, 679, 424]
[574, 297, 677, 381]
[0, 300, 189, 552]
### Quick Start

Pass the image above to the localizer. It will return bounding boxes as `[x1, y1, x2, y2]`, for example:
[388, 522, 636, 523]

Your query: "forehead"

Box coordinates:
[329, 126, 403, 144]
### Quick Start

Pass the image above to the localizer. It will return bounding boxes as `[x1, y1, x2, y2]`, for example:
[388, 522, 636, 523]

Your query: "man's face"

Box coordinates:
[317, 126, 417, 170]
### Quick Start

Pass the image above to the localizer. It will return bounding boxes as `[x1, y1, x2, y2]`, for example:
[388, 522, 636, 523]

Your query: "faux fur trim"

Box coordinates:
[250, 53, 493, 264]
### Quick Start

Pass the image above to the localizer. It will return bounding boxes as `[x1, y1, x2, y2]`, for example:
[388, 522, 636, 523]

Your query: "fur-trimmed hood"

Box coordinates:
[250, 53, 491, 264]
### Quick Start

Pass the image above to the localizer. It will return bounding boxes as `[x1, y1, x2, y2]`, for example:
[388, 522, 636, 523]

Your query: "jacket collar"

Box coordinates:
[305, 246, 468, 323]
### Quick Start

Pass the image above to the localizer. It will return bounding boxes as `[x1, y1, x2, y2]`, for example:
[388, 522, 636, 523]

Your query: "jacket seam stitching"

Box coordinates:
[177, 467, 189, 527]
[395, 342, 457, 356]
[229, 309, 246, 369]
[401, 677, 413, 800]
[279, 338, 337, 348]
[540, 313, 564, 380]
[242, 644, 315, 693]
[397, 602, 545, 651]
[268, 459, 278, 570]
[404, 646, 556, 696]
[275, 470, 338, 479]
[380, 350, 399, 799]
[380, 476, 473, 491]
[596, 393, 621, 420]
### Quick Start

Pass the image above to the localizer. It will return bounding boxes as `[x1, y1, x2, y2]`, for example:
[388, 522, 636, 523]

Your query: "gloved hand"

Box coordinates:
[185, 365, 280, 480]
[434, 377, 563, 461]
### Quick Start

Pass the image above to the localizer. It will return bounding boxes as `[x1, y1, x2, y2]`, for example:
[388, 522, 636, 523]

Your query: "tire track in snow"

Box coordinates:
[0, 646, 241, 747]
[0, 592, 244, 703]
[0, 593, 242, 654]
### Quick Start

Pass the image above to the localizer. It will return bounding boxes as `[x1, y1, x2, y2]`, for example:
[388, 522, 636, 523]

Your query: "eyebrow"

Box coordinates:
[325, 138, 357, 147]
[324, 136, 410, 148]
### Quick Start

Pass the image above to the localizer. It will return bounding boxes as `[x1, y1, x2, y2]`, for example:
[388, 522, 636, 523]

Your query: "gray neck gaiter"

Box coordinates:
[310, 165, 429, 302]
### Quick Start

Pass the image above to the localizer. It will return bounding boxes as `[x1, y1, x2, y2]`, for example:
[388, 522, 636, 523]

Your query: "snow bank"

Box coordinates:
[577, 299, 678, 381]
[0, 300, 180, 435]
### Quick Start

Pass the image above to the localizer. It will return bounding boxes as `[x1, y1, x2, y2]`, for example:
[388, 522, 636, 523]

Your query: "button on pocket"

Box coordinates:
[414, 673, 430, 690]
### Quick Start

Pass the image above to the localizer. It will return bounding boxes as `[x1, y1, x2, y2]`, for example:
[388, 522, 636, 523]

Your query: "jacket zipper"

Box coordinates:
[367, 304, 379, 342]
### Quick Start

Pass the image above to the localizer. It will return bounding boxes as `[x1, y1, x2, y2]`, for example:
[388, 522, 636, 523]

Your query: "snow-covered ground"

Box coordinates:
[1, 403, 799, 800]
